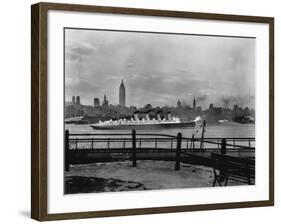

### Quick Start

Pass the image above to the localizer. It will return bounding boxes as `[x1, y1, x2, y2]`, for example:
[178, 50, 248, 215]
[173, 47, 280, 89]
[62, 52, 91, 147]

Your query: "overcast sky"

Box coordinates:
[65, 28, 255, 109]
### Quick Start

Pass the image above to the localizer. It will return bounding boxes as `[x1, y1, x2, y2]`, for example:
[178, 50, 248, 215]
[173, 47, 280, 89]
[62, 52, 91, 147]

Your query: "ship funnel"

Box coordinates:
[134, 112, 139, 121]
[145, 113, 150, 121]
[156, 112, 161, 121]
[167, 112, 172, 120]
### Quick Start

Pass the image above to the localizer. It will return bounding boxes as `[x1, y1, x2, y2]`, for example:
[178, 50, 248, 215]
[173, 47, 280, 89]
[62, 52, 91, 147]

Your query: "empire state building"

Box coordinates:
[119, 80, 126, 107]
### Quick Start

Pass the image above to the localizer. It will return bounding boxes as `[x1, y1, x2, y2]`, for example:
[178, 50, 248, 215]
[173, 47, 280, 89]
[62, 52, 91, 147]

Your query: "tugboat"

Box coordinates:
[65, 116, 84, 124]
[90, 112, 201, 130]
[65, 116, 89, 124]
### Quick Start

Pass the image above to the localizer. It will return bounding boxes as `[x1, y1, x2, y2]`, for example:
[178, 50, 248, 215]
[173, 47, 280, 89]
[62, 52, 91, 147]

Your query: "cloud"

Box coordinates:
[65, 76, 102, 103]
[64, 29, 255, 108]
[65, 42, 97, 62]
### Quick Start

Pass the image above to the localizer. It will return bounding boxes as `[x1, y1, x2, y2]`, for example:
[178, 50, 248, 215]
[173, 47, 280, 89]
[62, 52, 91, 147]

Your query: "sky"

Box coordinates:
[65, 28, 255, 109]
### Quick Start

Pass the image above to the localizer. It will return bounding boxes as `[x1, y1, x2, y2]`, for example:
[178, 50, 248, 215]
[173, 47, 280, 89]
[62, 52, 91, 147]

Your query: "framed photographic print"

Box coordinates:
[31, 2, 274, 221]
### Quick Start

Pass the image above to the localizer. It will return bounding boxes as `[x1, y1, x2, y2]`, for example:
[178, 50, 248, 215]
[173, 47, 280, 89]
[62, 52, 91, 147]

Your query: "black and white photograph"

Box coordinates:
[64, 28, 255, 194]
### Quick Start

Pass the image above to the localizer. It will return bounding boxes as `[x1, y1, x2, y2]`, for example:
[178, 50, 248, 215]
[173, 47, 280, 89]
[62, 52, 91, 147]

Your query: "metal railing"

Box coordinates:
[64, 130, 255, 171]
[66, 131, 255, 151]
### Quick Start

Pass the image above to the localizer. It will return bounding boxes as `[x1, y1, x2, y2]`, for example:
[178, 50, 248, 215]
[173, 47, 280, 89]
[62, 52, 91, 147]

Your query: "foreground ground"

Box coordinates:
[65, 160, 242, 194]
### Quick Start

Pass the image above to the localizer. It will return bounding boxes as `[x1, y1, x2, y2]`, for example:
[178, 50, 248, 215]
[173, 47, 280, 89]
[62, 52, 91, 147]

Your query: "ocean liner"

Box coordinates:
[90, 112, 201, 130]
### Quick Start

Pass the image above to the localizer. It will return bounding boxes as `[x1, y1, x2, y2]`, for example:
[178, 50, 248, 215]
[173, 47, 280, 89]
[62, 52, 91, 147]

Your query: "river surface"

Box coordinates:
[65, 123, 255, 138]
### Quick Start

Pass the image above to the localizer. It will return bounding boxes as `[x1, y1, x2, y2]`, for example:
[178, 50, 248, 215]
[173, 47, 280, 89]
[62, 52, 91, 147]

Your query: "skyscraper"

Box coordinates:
[177, 99, 182, 108]
[76, 96, 80, 105]
[102, 94, 109, 107]
[193, 97, 196, 109]
[93, 98, 100, 107]
[119, 80, 126, 107]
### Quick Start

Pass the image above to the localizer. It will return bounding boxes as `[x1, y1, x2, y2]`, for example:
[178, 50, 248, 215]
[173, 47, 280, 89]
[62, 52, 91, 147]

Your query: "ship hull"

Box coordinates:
[90, 121, 196, 130]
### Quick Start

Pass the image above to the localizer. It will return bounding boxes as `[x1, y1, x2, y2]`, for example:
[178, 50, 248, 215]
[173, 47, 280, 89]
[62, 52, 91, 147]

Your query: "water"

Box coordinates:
[65, 123, 255, 138]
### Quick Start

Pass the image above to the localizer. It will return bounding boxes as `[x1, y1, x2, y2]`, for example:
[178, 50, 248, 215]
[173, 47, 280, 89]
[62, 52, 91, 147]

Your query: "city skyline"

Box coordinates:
[65, 29, 255, 109]
[66, 90, 254, 111]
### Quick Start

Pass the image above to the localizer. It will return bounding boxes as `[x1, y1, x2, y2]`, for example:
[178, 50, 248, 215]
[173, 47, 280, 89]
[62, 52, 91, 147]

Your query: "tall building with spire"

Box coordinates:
[193, 97, 196, 109]
[119, 80, 126, 107]
[102, 94, 109, 107]
[177, 99, 182, 108]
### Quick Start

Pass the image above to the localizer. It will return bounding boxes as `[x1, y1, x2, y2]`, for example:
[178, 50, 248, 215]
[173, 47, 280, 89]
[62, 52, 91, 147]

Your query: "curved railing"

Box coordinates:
[66, 130, 255, 151]
[64, 130, 255, 171]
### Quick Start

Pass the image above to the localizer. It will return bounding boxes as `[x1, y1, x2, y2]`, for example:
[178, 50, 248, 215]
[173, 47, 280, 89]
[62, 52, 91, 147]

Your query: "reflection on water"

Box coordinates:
[65, 123, 255, 138]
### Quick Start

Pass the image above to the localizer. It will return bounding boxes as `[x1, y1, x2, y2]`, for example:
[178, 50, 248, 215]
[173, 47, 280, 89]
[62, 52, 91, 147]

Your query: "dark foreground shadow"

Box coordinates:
[65, 176, 147, 194]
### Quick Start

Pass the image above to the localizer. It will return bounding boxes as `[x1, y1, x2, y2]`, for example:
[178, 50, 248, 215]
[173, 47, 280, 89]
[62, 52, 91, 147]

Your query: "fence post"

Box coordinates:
[175, 132, 182, 171]
[190, 134, 195, 149]
[221, 138, 227, 155]
[64, 130, 70, 172]
[199, 120, 206, 149]
[132, 129, 137, 167]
